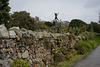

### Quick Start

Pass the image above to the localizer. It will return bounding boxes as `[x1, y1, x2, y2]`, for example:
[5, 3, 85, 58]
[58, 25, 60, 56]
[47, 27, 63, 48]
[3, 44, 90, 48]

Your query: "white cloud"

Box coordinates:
[9, 0, 100, 23]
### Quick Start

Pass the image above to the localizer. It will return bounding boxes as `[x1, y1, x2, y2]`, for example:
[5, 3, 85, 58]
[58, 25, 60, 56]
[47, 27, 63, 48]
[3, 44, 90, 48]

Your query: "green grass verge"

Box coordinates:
[57, 55, 85, 67]
[56, 35, 100, 67]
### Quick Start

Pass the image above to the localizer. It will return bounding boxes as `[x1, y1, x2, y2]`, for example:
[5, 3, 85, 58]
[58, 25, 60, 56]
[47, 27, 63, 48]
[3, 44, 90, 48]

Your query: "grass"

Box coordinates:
[56, 35, 100, 67]
[57, 55, 85, 67]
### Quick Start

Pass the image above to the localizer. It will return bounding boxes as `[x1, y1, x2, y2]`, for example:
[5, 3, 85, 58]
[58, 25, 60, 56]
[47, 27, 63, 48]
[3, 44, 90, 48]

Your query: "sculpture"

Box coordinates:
[53, 12, 61, 33]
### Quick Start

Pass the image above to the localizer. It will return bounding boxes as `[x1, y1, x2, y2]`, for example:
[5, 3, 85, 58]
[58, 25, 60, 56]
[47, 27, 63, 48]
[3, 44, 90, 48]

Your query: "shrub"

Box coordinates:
[88, 40, 97, 49]
[75, 40, 89, 54]
[51, 61, 58, 66]
[64, 50, 74, 60]
[70, 49, 77, 55]
[61, 46, 68, 55]
[12, 59, 29, 67]
[54, 38, 62, 47]
[75, 35, 100, 55]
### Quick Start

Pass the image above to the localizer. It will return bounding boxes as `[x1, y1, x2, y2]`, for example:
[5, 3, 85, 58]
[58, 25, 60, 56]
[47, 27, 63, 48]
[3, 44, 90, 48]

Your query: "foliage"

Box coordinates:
[12, 59, 29, 67]
[87, 22, 100, 33]
[44, 21, 53, 27]
[64, 49, 77, 61]
[65, 51, 73, 60]
[69, 19, 87, 28]
[53, 53, 65, 62]
[34, 16, 41, 30]
[51, 61, 58, 66]
[68, 19, 87, 35]
[75, 36, 100, 54]
[75, 40, 90, 54]
[52, 47, 62, 53]
[61, 46, 68, 55]
[0, 0, 11, 26]
[57, 55, 85, 67]
[60, 21, 69, 33]
[54, 37, 62, 47]
[43, 37, 51, 49]
[7, 11, 36, 31]
[26, 38, 34, 44]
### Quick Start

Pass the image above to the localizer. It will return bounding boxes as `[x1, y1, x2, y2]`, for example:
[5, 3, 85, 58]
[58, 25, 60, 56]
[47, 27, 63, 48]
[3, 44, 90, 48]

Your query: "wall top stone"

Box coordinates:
[0, 25, 9, 39]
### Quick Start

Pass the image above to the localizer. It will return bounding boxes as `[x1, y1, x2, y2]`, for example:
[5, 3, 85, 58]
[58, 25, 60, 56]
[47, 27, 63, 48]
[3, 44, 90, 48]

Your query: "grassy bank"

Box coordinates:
[57, 55, 85, 67]
[56, 35, 100, 67]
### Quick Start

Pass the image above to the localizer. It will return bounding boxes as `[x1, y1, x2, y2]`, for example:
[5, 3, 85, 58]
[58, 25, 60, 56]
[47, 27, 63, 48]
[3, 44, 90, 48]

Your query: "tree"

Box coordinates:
[87, 22, 100, 33]
[0, 0, 11, 26]
[69, 19, 87, 35]
[45, 21, 53, 27]
[69, 19, 87, 28]
[7, 11, 36, 31]
[34, 16, 40, 30]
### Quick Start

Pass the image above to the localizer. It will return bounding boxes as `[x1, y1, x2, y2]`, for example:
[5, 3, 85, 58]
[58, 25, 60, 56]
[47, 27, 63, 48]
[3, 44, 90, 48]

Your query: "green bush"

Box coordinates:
[12, 59, 29, 67]
[75, 40, 92, 54]
[88, 40, 97, 49]
[75, 35, 100, 54]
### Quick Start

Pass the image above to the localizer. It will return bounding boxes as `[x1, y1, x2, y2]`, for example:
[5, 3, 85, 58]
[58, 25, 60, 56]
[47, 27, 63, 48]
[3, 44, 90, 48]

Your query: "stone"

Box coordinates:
[6, 49, 10, 52]
[22, 50, 29, 58]
[0, 52, 2, 59]
[21, 28, 28, 38]
[21, 47, 25, 53]
[36, 53, 43, 58]
[29, 54, 33, 59]
[37, 43, 41, 47]
[16, 30, 22, 38]
[71, 40, 76, 48]
[42, 31, 48, 37]
[11, 43, 16, 48]
[54, 33, 61, 38]
[29, 49, 32, 55]
[4, 59, 14, 67]
[21, 28, 27, 32]
[10, 48, 14, 53]
[35, 32, 43, 38]
[9, 27, 20, 31]
[0, 40, 2, 44]
[33, 58, 42, 62]
[78, 36, 82, 40]
[50, 33, 55, 38]
[29, 59, 32, 64]
[7, 54, 10, 58]
[12, 53, 17, 60]
[0, 44, 4, 48]
[32, 55, 35, 59]
[9, 31, 16, 38]
[9, 27, 22, 38]
[0, 25, 9, 38]
[18, 52, 22, 59]
[46, 55, 52, 61]
[27, 30, 35, 37]
[7, 59, 14, 65]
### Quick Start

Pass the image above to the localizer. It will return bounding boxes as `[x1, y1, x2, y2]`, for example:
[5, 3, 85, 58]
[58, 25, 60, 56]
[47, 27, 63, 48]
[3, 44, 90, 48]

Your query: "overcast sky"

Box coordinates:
[9, 0, 100, 23]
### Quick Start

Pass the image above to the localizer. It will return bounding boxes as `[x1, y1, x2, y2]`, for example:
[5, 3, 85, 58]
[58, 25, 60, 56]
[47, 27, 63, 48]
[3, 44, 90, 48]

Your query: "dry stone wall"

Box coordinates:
[0, 38, 54, 67]
[0, 25, 85, 67]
